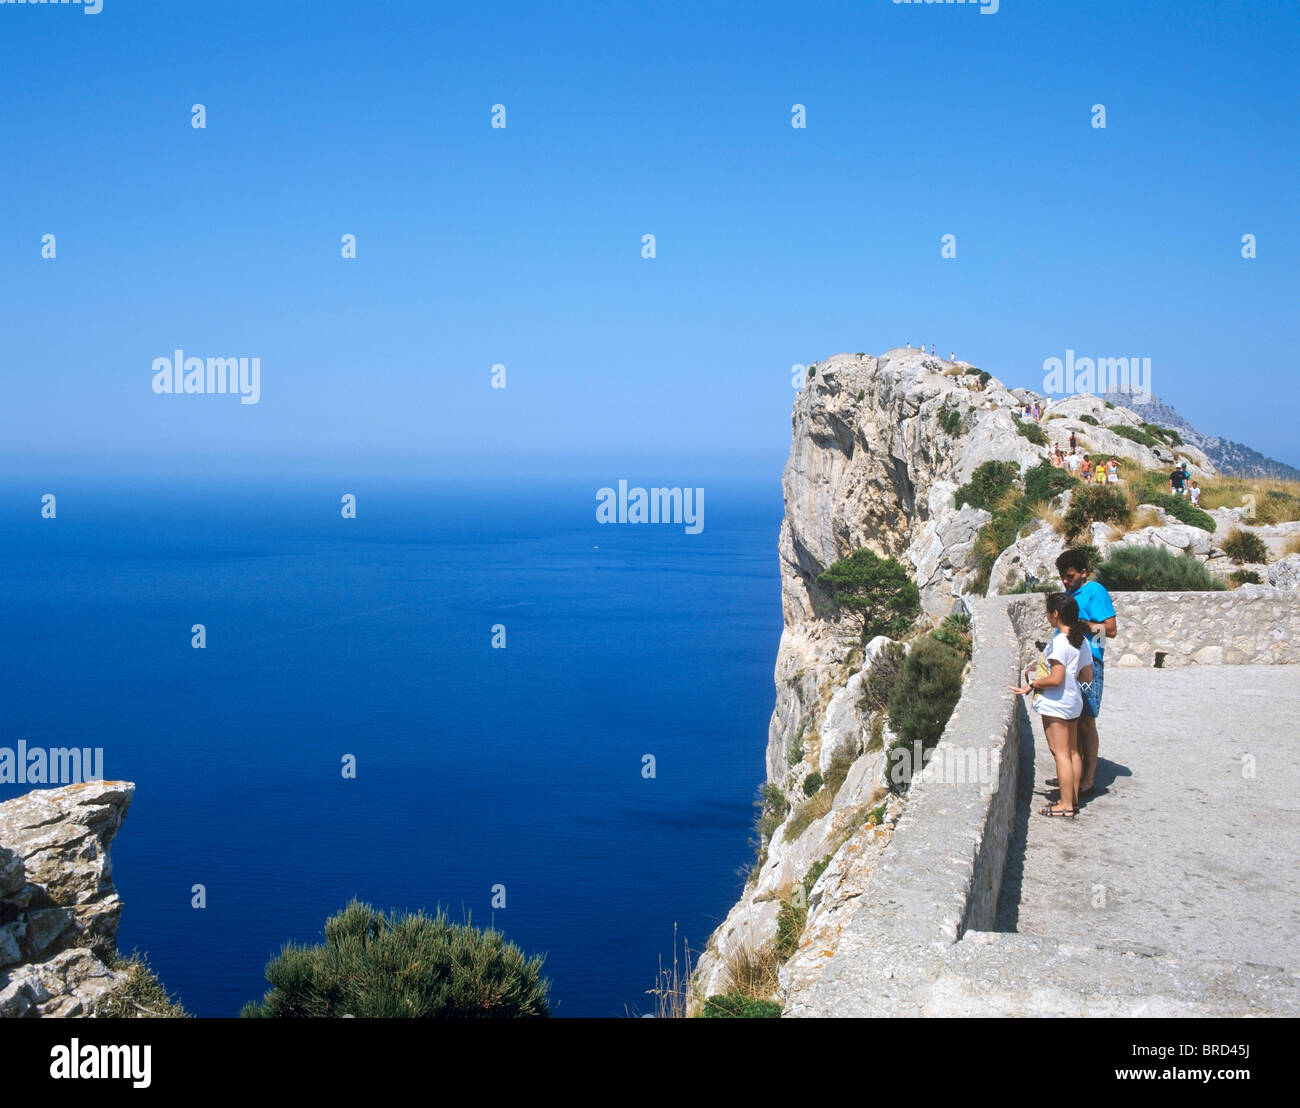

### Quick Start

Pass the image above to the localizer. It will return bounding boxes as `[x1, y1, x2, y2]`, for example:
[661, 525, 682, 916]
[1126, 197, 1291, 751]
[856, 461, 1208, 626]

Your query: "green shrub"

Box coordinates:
[1016, 419, 1049, 447]
[1094, 546, 1225, 592]
[976, 370, 991, 387]
[774, 899, 807, 962]
[869, 802, 888, 825]
[929, 612, 972, 659]
[1222, 527, 1268, 565]
[1104, 401, 1115, 409]
[941, 407, 964, 436]
[1024, 460, 1077, 505]
[1007, 579, 1057, 594]
[802, 772, 824, 797]
[822, 748, 855, 799]
[756, 782, 790, 843]
[1148, 492, 1215, 532]
[1111, 424, 1159, 449]
[701, 993, 783, 1018]
[1063, 483, 1130, 540]
[241, 900, 550, 1018]
[954, 460, 1020, 512]
[1079, 414, 1100, 426]
[807, 368, 816, 379]
[1144, 423, 1183, 446]
[816, 549, 920, 641]
[858, 639, 907, 715]
[857, 389, 865, 401]
[1229, 569, 1262, 587]
[803, 855, 833, 899]
[786, 726, 805, 766]
[866, 716, 884, 753]
[885, 638, 967, 794]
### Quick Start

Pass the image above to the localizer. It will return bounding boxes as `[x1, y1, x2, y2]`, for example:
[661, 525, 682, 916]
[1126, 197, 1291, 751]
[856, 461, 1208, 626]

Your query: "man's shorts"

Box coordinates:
[1080, 648, 1104, 718]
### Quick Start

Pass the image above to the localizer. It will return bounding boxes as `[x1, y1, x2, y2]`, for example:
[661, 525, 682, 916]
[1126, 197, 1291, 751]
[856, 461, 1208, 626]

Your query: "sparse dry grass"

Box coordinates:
[1032, 500, 1064, 531]
[720, 940, 781, 1003]
[1284, 535, 1300, 556]
[783, 786, 835, 842]
[642, 923, 695, 1019]
[1196, 475, 1300, 523]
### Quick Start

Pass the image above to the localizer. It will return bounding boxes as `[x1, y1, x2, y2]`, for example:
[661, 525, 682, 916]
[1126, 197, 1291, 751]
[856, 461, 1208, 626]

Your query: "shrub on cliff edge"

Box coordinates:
[241, 899, 550, 1018]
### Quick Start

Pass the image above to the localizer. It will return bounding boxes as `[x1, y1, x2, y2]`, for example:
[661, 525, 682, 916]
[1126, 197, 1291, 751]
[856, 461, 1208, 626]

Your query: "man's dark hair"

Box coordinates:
[1055, 548, 1090, 575]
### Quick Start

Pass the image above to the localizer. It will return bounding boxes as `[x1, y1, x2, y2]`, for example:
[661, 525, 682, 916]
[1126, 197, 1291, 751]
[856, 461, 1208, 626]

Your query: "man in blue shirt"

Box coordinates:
[1055, 548, 1117, 796]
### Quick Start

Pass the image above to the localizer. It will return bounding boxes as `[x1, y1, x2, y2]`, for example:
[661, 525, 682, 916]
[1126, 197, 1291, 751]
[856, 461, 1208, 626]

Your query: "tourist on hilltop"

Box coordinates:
[1190, 481, 1201, 507]
[1065, 451, 1081, 475]
[1069, 430, 1077, 453]
[1181, 462, 1192, 497]
[1010, 593, 1094, 817]
[1079, 454, 1093, 481]
[1106, 458, 1120, 484]
[1170, 464, 1186, 498]
[1055, 549, 1116, 800]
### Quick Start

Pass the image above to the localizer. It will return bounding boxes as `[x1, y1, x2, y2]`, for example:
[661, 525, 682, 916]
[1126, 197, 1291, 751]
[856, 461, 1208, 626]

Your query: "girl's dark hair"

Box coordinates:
[1046, 592, 1086, 649]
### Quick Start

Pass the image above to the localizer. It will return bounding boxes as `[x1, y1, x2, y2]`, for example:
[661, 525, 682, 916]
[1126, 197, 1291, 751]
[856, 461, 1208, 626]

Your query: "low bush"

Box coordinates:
[1016, 419, 1049, 447]
[1111, 424, 1159, 449]
[1144, 423, 1184, 446]
[1229, 569, 1262, 587]
[802, 772, 824, 797]
[755, 783, 790, 843]
[885, 637, 967, 795]
[774, 899, 806, 962]
[1062, 483, 1130, 541]
[954, 460, 1020, 513]
[241, 900, 550, 1018]
[1094, 546, 1225, 592]
[1148, 492, 1215, 532]
[95, 951, 190, 1018]
[941, 406, 964, 436]
[859, 639, 907, 715]
[1222, 527, 1268, 565]
[1007, 579, 1057, 594]
[1079, 413, 1100, 426]
[929, 612, 972, 659]
[701, 993, 783, 1018]
[1024, 460, 1077, 505]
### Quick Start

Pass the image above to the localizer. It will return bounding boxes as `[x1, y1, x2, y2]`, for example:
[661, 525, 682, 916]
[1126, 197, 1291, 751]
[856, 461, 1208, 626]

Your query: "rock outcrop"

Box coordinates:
[0, 782, 134, 1017]
[691, 346, 1300, 1012]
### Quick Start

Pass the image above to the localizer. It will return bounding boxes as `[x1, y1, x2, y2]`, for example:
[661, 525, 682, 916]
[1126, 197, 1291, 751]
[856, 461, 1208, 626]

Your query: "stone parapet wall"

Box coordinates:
[1108, 588, 1300, 667]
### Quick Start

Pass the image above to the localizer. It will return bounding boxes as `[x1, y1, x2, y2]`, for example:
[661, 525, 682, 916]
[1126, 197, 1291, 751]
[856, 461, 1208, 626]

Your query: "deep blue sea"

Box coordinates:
[0, 477, 782, 1017]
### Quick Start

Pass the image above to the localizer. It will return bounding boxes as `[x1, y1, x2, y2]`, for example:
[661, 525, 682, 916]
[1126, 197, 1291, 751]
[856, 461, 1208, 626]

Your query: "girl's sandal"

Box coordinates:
[1038, 805, 1076, 818]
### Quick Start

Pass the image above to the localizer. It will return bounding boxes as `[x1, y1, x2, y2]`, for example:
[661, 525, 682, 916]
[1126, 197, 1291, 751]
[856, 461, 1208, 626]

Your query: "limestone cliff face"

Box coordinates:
[689, 347, 1223, 1008]
[0, 782, 135, 1017]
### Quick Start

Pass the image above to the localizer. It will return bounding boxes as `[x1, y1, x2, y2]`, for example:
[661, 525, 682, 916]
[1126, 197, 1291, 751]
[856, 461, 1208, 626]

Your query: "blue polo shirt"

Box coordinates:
[1069, 579, 1116, 657]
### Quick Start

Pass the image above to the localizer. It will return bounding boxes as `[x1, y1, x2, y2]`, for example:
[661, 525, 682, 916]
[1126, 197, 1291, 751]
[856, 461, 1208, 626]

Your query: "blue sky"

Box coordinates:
[2, 0, 1297, 483]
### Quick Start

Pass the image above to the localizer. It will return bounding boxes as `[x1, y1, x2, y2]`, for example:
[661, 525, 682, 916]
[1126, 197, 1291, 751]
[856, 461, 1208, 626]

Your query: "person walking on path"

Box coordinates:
[1056, 548, 1116, 797]
[1010, 593, 1094, 816]
[1069, 430, 1077, 453]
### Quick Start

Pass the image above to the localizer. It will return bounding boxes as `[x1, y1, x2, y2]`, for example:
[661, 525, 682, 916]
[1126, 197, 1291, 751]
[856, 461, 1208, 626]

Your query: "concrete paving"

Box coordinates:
[996, 664, 1300, 970]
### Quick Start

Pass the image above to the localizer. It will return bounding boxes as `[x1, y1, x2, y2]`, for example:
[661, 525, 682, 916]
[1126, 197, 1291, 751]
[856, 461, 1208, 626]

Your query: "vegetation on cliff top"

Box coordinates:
[241, 899, 550, 1018]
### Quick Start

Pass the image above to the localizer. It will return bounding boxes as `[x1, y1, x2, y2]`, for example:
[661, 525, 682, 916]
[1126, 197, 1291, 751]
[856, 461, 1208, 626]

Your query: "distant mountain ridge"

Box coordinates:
[1101, 389, 1300, 480]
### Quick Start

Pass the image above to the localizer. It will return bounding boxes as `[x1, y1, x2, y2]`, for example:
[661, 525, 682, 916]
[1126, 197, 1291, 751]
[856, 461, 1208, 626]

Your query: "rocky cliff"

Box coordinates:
[0, 781, 137, 1017]
[688, 346, 1300, 1010]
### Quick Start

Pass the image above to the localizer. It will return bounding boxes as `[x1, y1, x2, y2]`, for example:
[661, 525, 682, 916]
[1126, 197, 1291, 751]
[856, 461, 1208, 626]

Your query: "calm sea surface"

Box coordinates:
[0, 478, 782, 1016]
